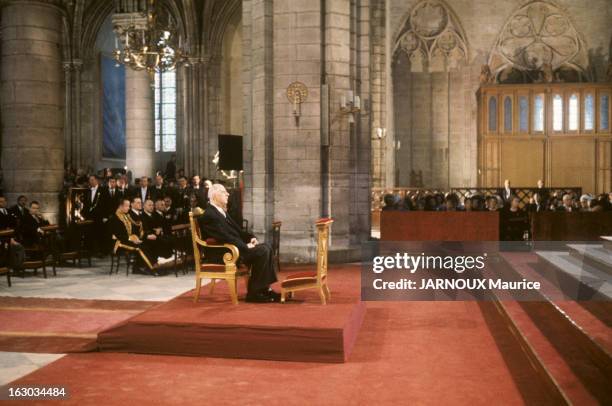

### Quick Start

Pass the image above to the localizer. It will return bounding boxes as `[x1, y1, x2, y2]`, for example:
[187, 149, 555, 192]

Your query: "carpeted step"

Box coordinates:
[535, 251, 612, 301]
[567, 244, 612, 275]
[498, 252, 612, 405]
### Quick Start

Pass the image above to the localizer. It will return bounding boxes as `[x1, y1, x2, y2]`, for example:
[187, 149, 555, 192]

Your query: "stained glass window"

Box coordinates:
[568, 94, 578, 131]
[504, 96, 512, 132]
[601, 95, 609, 131]
[553, 94, 563, 131]
[584, 94, 594, 130]
[519, 96, 528, 132]
[488, 96, 497, 132]
[154, 69, 177, 152]
[534, 94, 544, 132]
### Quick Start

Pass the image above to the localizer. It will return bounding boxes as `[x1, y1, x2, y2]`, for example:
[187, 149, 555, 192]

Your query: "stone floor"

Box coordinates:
[0, 257, 202, 386]
[0, 257, 197, 301]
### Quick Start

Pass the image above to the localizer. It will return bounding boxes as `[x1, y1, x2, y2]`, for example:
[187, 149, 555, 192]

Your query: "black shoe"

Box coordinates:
[267, 289, 281, 301]
[246, 291, 279, 303]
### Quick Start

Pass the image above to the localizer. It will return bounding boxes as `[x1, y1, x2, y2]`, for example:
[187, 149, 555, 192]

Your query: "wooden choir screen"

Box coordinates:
[477, 83, 612, 194]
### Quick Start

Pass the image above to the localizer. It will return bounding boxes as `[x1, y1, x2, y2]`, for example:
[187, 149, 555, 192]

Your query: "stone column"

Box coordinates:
[1, 0, 65, 223]
[125, 68, 154, 178]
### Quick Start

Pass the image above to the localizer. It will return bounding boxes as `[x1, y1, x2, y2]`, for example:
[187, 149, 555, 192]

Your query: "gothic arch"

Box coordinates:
[392, 0, 469, 72]
[488, 0, 590, 82]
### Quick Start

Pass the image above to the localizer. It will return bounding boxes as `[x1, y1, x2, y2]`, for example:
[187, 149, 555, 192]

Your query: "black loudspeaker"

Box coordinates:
[218, 134, 243, 170]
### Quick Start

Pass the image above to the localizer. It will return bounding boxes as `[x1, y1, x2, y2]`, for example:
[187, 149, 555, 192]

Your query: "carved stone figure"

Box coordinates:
[480, 64, 492, 84]
[541, 63, 553, 83]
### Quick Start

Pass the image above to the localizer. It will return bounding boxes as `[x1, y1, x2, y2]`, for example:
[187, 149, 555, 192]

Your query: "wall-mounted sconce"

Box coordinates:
[340, 90, 361, 123]
[374, 127, 386, 139]
[287, 81, 308, 125]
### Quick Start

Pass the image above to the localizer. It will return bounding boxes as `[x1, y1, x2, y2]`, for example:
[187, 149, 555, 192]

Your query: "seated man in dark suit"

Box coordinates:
[198, 184, 279, 303]
[0, 196, 17, 230]
[9, 195, 29, 224]
[19, 201, 50, 247]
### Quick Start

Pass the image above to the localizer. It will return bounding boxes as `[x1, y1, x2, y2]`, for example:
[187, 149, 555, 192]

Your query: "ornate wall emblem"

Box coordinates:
[489, 1, 588, 81]
[393, 0, 468, 72]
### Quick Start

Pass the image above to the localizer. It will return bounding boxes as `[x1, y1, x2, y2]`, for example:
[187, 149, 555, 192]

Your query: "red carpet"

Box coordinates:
[9, 300, 533, 405]
[0, 298, 159, 353]
[7, 263, 582, 404]
[97, 265, 366, 363]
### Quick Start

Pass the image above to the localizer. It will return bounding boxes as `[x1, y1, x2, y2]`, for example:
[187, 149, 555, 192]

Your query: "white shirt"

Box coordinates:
[90, 186, 98, 203]
[140, 187, 148, 203]
[211, 202, 226, 218]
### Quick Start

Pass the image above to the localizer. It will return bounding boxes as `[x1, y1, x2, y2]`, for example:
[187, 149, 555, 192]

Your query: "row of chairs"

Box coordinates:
[0, 224, 92, 284]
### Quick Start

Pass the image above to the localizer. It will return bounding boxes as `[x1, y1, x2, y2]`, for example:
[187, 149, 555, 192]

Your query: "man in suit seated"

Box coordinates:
[19, 201, 50, 247]
[141, 199, 173, 260]
[109, 198, 160, 276]
[9, 195, 29, 224]
[0, 196, 17, 230]
[198, 184, 279, 303]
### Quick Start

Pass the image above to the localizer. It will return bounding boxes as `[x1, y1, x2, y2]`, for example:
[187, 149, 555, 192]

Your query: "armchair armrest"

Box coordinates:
[192, 235, 240, 266]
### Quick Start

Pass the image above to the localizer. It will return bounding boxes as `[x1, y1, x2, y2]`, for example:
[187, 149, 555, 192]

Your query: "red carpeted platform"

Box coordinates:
[97, 265, 366, 363]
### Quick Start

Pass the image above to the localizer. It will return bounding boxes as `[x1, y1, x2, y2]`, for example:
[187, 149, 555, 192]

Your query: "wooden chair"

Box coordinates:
[170, 223, 191, 276]
[109, 236, 138, 276]
[58, 220, 92, 267]
[189, 208, 250, 305]
[22, 225, 59, 279]
[0, 229, 14, 287]
[271, 220, 282, 273]
[280, 218, 333, 304]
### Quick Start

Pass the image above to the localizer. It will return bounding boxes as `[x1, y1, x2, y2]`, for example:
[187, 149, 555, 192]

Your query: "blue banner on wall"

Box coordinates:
[101, 55, 126, 159]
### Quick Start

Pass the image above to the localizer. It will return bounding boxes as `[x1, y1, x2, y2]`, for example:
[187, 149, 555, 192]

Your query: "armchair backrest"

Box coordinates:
[315, 218, 333, 281]
[188, 208, 205, 266]
[271, 221, 282, 257]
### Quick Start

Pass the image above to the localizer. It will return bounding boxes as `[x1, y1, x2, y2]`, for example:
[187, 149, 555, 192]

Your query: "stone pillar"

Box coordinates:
[125, 68, 154, 178]
[1, 0, 65, 222]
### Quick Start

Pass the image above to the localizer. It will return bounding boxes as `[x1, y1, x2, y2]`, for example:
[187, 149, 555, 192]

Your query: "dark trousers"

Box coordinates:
[243, 242, 277, 293]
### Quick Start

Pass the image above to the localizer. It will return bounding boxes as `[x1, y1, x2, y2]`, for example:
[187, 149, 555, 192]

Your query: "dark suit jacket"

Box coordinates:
[190, 187, 208, 209]
[0, 209, 16, 230]
[151, 185, 167, 201]
[174, 187, 191, 210]
[20, 214, 49, 246]
[84, 187, 110, 221]
[198, 204, 253, 259]
[498, 187, 514, 204]
[9, 205, 28, 223]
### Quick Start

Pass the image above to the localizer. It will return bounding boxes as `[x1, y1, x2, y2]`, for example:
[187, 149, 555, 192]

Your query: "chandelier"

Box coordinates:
[112, 0, 188, 79]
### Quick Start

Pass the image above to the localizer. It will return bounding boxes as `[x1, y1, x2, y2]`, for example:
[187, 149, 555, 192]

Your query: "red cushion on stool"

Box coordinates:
[205, 238, 219, 245]
[281, 271, 320, 288]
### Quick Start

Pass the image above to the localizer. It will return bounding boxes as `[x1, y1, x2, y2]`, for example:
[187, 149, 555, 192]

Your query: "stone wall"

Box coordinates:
[386, 0, 612, 189]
